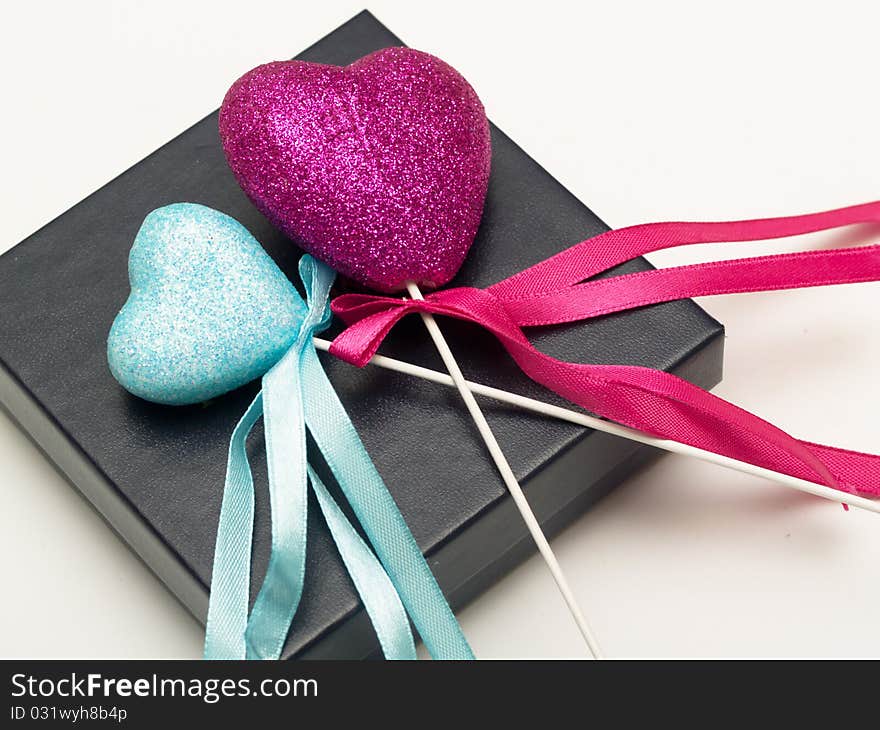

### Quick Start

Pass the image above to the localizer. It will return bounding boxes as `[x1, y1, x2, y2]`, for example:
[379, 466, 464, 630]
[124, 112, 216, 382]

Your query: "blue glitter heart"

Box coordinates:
[108, 203, 305, 405]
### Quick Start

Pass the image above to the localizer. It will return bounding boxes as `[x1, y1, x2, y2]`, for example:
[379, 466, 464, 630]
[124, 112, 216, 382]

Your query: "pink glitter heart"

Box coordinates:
[219, 47, 491, 292]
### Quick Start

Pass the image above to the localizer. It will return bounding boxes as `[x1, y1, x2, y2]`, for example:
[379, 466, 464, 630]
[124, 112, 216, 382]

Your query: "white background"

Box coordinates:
[1, 0, 878, 658]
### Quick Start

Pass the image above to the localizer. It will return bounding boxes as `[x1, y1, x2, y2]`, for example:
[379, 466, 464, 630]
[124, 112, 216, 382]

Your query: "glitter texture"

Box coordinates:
[219, 47, 491, 293]
[107, 203, 305, 405]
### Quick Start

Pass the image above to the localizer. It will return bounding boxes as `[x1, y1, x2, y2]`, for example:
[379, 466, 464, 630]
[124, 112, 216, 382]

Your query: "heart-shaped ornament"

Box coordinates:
[219, 47, 491, 293]
[108, 203, 304, 405]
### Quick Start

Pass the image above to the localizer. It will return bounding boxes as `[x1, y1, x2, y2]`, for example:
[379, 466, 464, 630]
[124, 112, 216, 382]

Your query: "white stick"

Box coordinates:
[403, 281, 603, 658]
[313, 336, 880, 516]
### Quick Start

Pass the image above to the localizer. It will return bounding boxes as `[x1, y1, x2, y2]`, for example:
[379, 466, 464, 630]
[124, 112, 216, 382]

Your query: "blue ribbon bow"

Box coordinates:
[203, 255, 473, 660]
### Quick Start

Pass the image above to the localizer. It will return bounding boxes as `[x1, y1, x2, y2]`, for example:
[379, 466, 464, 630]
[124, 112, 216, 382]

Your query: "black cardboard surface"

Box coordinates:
[0, 11, 724, 658]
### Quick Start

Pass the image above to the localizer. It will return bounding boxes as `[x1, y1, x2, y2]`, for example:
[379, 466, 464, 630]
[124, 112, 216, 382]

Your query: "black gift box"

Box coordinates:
[0, 11, 724, 658]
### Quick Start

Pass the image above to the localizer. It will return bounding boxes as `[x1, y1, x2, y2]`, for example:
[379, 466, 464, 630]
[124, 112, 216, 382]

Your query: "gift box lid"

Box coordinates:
[0, 10, 724, 658]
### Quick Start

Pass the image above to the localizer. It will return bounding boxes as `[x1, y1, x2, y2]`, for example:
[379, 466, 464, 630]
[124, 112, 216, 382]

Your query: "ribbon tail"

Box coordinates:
[204, 392, 263, 660]
[490, 200, 880, 297]
[464, 293, 880, 495]
[205, 366, 418, 660]
[501, 244, 880, 326]
[243, 341, 310, 660]
[301, 344, 473, 660]
[309, 465, 417, 660]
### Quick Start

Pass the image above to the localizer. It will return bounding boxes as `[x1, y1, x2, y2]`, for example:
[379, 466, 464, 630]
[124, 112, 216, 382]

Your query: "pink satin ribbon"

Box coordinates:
[330, 202, 880, 497]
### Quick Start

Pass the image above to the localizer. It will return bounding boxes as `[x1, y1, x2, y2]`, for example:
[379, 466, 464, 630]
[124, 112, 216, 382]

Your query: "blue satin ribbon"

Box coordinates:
[204, 256, 472, 660]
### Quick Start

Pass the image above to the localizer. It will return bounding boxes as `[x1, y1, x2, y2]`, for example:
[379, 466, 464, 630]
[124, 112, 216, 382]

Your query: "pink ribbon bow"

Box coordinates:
[330, 202, 880, 496]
